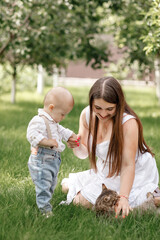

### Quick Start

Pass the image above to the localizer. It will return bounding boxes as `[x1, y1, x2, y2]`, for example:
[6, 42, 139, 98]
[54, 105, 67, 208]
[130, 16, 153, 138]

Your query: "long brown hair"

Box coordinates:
[88, 77, 154, 177]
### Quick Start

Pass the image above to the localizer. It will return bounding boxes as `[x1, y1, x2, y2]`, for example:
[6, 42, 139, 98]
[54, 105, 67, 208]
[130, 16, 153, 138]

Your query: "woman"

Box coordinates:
[61, 77, 159, 217]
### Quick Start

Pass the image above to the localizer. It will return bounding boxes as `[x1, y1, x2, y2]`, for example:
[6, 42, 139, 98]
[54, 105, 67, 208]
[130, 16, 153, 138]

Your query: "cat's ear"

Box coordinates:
[102, 184, 107, 190]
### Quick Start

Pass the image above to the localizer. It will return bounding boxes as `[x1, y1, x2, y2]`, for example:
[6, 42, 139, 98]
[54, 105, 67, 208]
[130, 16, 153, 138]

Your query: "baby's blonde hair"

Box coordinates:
[43, 87, 74, 108]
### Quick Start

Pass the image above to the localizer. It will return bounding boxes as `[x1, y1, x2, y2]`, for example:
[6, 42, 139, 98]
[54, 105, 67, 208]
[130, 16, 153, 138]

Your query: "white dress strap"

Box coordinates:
[85, 106, 90, 126]
[122, 113, 136, 124]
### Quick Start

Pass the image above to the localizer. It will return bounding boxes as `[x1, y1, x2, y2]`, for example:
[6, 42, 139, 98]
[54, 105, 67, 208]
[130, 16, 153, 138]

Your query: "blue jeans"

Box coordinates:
[28, 147, 61, 213]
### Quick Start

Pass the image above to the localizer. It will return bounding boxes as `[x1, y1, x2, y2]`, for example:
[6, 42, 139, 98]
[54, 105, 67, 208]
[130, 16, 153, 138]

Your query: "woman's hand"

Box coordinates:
[115, 197, 133, 218]
[67, 134, 80, 148]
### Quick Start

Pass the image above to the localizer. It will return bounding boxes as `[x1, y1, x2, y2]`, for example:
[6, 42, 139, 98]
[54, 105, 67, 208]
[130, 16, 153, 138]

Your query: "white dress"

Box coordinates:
[61, 106, 159, 208]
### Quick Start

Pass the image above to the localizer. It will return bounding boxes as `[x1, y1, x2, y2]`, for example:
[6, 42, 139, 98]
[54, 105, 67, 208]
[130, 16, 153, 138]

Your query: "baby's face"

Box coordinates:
[49, 104, 73, 123]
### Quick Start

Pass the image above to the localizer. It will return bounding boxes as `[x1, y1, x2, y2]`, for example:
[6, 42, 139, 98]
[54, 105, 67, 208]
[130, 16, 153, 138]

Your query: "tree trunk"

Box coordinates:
[144, 67, 149, 85]
[37, 64, 44, 94]
[60, 67, 66, 85]
[11, 65, 16, 104]
[154, 58, 160, 101]
[53, 66, 59, 87]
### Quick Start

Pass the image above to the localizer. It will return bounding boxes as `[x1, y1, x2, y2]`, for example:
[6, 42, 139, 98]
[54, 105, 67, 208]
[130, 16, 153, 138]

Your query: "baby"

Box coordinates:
[94, 184, 160, 217]
[27, 87, 79, 217]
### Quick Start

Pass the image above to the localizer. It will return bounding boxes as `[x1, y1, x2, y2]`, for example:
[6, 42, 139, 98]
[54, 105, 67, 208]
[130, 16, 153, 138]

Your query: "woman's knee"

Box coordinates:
[73, 193, 93, 209]
[73, 195, 80, 205]
[62, 183, 69, 193]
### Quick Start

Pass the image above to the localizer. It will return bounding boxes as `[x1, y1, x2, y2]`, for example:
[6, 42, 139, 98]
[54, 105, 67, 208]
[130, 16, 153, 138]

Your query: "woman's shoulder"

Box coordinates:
[122, 113, 138, 136]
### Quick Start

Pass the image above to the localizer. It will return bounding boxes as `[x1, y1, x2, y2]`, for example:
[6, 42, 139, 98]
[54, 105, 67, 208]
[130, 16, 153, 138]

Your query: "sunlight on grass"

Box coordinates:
[0, 172, 31, 186]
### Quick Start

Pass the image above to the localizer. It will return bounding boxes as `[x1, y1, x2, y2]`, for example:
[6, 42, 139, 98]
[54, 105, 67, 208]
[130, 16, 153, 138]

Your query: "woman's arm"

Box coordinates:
[116, 118, 138, 217]
[72, 108, 89, 159]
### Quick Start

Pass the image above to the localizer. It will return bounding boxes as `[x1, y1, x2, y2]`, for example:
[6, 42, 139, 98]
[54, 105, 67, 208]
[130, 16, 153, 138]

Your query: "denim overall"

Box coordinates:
[28, 116, 61, 213]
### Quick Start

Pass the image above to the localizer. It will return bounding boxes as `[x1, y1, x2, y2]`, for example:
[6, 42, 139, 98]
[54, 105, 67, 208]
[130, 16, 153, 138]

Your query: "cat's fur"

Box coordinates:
[94, 184, 120, 216]
[94, 184, 160, 216]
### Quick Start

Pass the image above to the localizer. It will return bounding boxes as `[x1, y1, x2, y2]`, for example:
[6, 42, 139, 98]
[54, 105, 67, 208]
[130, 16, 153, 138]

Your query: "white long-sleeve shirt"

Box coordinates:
[27, 109, 73, 152]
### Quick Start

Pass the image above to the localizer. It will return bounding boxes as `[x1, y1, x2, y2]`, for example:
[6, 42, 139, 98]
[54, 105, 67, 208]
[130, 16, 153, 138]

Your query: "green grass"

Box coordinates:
[0, 86, 160, 240]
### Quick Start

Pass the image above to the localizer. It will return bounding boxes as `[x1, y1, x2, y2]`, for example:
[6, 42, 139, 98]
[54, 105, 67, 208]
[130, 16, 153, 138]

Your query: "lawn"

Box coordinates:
[0, 85, 160, 240]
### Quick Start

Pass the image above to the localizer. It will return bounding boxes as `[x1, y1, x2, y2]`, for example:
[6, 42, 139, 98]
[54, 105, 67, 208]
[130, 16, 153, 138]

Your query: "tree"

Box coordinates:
[107, 0, 154, 77]
[107, 0, 160, 98]
[0, 0, 110, 103]
[0, 0, 33, 102]
[141, 0, 160, 100]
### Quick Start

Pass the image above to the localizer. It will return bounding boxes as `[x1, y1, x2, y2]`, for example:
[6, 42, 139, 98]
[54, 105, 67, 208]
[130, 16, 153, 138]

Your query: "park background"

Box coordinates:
[0, 1, 160, 240]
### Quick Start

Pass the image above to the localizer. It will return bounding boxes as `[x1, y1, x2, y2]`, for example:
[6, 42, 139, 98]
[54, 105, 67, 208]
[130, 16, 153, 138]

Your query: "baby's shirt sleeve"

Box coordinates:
[26, 116, 46, 147]
[57, 124, 73, 142]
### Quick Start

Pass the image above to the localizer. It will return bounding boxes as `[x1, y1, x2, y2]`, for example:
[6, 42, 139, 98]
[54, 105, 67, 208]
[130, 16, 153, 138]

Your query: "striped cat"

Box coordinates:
[94, 184, 160, 216]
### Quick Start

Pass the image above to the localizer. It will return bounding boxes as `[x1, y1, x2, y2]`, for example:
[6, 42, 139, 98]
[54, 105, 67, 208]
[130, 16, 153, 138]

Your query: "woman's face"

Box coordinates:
[93, 98, 116, 122]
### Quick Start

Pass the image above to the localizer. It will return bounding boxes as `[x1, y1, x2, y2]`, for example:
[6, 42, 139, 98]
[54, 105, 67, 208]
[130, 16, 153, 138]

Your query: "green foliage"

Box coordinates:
[0, 64, 54, 94]
[142, 0, 160, 55]
[0, 0, 111, 102]
[0, 64, 37, 94]
[108, 0, 155, 72]
[0, 0, 110, 70]
[0, 0, 32, 64]
[0, 86, 160, 240]
[0, 65, 12, 94]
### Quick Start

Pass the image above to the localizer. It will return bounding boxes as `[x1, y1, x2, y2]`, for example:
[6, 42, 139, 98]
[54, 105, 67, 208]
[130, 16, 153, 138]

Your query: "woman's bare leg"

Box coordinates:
[62, 182, 69, 194]
[73, 192, 93, 209]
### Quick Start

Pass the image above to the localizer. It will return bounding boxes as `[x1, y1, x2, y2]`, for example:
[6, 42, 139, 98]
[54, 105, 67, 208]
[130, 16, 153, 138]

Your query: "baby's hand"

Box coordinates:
[47, 139, 58, 148]
[67, 133, 80, 148]
[39, 138, 58, 148]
